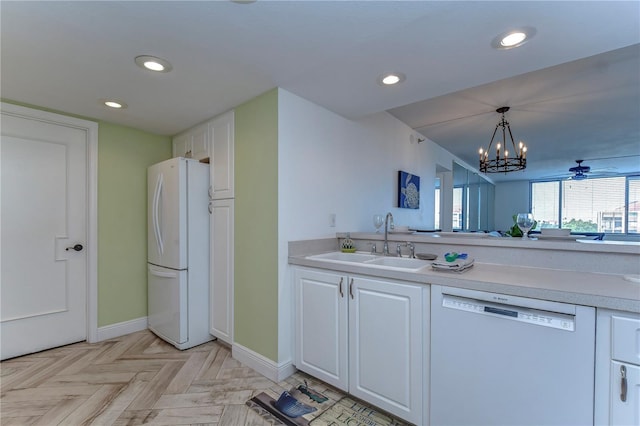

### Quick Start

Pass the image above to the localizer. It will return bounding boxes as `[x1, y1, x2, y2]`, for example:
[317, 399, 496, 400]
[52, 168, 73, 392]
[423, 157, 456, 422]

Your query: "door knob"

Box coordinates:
[66, 244, 84, 252]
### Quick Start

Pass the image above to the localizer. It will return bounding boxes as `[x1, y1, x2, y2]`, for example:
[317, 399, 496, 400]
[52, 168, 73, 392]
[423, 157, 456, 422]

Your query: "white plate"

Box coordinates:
[535, 234, 587, 241]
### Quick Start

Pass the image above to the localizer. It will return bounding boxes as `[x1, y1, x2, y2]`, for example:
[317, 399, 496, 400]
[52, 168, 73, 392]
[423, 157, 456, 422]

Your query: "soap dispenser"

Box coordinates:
[340, 233, 356, 253]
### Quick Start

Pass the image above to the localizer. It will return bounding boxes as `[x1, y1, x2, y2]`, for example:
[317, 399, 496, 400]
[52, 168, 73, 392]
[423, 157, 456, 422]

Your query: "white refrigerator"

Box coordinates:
[147, 157, 212, 350]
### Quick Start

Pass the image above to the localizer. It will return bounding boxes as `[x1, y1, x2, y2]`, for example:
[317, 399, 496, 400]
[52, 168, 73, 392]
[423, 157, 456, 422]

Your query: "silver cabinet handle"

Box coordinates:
[208, 202, 213, 214]
[349, 278, 354, 299]
[620, 365, 628, 402]
[338, 277, 344, 298]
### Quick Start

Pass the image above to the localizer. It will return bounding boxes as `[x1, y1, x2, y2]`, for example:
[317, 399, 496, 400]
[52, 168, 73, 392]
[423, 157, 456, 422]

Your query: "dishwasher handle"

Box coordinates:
[484, 306, 518, 318]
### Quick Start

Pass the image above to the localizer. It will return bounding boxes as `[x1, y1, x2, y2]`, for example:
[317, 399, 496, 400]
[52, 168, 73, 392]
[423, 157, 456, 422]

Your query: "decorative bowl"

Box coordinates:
[274, 391, 317, 418]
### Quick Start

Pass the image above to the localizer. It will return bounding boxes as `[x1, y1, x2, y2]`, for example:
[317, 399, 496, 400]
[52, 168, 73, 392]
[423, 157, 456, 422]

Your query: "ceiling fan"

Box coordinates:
[568, 160, 591, 180]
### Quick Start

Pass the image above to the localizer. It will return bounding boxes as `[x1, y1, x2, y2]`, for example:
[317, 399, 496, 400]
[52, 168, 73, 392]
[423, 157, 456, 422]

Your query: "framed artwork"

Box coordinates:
[398, 170, 420, 209]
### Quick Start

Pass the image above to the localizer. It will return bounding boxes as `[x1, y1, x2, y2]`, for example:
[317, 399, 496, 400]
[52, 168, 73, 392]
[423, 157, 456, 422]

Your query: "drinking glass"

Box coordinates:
[373, 214, 384, 233]
[516, 213, 535, 240]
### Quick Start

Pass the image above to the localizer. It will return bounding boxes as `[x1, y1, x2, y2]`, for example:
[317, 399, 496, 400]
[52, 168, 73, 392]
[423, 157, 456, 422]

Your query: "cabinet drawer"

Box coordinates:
[612, 315, 640, 365]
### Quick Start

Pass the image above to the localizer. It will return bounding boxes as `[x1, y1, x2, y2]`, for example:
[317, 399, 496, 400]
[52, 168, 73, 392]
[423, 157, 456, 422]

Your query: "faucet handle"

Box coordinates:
[367, 242, 377, 254]
[407, 242, 415, 258]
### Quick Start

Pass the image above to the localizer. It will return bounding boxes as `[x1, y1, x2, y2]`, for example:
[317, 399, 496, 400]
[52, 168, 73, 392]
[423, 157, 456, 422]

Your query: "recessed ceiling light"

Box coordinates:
[491, 27, 536, 50]
[135, 55, 173, 73]
[501, 32, 527, 47]
[378, 72, 406, 86]
[102, 99, 127, 109]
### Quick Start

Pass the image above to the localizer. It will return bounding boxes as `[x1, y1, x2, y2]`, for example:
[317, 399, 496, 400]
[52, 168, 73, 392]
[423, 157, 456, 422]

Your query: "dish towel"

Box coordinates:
[432, 258, 474, 272]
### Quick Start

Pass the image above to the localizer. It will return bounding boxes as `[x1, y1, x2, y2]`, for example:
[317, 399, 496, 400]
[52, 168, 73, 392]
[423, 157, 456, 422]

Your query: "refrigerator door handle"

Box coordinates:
[152, 174, 164, 256]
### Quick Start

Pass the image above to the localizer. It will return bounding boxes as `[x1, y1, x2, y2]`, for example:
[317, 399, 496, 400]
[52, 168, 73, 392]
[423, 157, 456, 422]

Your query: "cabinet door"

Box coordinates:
[611, 361, 640, 425]
[349, 276, 423, 425]
[190, 124, 209, 161]
[209, 199, 234, 344]
[295, 268, 348, 391]
[612, 315, 640, 365]
[173, 133, 192, 158]
[209, 110, 234, 199]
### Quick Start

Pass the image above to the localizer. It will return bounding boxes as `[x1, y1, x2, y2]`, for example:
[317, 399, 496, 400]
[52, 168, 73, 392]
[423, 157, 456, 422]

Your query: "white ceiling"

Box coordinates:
[2, 1, 639, 182]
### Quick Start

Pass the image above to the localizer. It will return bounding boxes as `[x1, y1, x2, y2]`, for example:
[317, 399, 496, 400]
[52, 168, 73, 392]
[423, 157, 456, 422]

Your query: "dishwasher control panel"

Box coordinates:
[443, 294, 576, 331]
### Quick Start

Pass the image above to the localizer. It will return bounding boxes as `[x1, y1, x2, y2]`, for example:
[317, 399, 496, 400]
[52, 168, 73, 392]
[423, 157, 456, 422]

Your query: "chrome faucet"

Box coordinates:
[396, 242, 415, 258]
[383, 212, 394, 255]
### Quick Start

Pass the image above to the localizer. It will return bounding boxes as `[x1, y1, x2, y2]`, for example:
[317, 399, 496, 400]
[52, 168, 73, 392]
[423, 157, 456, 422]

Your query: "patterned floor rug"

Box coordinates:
[246, 387, 409, 426]
[309, 397, 409, 426]
[246, 392, 309, 426]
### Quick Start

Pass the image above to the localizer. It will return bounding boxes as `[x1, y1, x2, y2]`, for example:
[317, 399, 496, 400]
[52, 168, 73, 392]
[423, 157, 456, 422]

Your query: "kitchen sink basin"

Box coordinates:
[363, 256, 430, 271]
[306, 252, 378, 263]
[306, 251, 430, 272]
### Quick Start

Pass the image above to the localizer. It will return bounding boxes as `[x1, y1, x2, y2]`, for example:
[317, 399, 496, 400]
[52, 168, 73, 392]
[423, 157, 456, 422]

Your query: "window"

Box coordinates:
[453, 187, 463, 230]
[434, 187, 441, 230]
[531, 176, 638, 233]
[629, 177, 640, 233]
[531, 181, 559, 229]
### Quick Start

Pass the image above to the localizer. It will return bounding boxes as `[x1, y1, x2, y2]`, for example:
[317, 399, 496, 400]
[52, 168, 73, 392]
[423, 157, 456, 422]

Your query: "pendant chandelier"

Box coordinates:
[479, 106, 527, 173]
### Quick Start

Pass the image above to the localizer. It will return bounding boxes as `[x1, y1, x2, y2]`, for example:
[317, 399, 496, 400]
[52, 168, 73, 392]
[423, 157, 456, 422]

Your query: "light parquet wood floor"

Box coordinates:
[0, 330, 345, 425]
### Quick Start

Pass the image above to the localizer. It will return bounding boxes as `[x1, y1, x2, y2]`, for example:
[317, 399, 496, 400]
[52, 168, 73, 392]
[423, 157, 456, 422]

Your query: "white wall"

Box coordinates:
[278, 89, 439, 241]
[276, 88, 482, 363]
[494, 180, 530, 232]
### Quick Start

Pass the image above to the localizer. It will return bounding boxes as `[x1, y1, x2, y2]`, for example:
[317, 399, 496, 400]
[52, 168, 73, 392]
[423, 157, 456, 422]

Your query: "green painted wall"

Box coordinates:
[97, 122, 171, 326]
[234, 89, 279, 361]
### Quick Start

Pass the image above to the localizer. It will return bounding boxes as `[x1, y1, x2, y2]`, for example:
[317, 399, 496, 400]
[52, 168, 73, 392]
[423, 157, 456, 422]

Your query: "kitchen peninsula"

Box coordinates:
[290, 232, 640, 312]
[289, 233, 639, 425]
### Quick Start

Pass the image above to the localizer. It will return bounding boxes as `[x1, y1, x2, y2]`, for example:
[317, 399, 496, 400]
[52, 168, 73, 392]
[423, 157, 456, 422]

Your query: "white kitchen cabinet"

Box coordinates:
[348, 275, 424, 425]
[190, 123, 209, 161]
[295, 268, 348, 390]
[173, 123, 209, 161]
[294, 267, 424, 424]
[209, 198, 234, 344]
[208, 110, 234, 199]
[610, 361, 640, 425]
[172, 132, 192, 158]
[595, 309, 640, 426]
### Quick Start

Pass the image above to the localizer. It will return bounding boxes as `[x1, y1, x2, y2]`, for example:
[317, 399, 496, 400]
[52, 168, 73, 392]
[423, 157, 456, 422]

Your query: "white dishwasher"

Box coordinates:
[430, 285, 596, 426]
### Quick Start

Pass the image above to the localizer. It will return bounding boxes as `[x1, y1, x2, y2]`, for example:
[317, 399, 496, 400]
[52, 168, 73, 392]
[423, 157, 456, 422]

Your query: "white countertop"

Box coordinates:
[289, 252, 640, 313]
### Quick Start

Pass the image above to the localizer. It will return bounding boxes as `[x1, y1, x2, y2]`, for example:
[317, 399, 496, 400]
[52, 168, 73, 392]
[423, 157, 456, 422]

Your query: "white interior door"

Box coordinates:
[1, 106, 92, 360]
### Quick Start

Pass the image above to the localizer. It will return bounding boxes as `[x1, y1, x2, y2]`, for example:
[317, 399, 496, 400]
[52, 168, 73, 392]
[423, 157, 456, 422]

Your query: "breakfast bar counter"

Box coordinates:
[289, 234, 640, 313]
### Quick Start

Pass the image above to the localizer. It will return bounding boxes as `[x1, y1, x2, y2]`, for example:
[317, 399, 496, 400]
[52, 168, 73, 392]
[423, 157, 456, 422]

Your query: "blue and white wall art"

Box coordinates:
[398, 170, 420, 209]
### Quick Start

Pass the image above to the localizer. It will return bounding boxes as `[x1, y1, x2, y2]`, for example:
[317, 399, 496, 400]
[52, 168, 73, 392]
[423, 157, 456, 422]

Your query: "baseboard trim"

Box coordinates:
[96, 317, 148, 342]
[232, 342, 296, 382]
